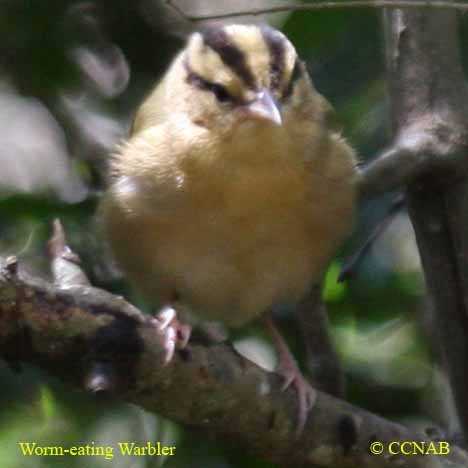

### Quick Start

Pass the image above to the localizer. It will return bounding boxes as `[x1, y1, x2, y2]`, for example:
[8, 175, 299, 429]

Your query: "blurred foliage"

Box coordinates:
[0, 1, 466, 467]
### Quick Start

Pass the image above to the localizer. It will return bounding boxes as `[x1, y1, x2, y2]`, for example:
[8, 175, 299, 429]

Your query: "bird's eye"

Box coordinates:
[185, 67, 234, 103]
[210, 83, 232, 103]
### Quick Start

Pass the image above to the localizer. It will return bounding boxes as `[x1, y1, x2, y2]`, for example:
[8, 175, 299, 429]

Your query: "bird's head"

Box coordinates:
[181, 24, 316, 135]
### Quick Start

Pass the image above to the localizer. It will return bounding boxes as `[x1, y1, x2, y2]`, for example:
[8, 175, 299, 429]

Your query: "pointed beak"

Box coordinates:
[245, 89, 282, 126]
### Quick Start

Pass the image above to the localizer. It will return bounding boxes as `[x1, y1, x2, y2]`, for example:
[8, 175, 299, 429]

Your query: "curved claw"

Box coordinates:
[262, 316, 316, 435]
[278, 365, 316, 434]
[161, 325, 177, 364]
[176, 323, 191, 349]
[151, 306, 192, 365]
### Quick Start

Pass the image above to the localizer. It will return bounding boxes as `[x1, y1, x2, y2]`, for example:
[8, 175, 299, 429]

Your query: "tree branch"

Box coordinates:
[165, 0, 468, 23]
[0, 236, 466, 466]
[382, 3, 468, 441]
[357, 129, 468, 199]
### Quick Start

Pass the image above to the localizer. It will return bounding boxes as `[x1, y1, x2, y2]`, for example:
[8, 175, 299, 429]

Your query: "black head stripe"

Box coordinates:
[261, 26, 286, 91]
[284, 58, 304, 99]
[201, 26, 256, 89]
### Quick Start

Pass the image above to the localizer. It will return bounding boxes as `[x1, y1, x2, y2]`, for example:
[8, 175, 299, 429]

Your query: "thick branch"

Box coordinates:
[1, 256, 466, 467]
[383, 4, 468, 441]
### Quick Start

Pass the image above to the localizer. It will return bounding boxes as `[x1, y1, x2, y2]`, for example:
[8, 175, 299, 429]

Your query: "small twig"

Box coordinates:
[48, 219, 91, 287]
[357, 145, 414, 199]
[338, 193, 406, 282]
[5, 256, 18, 276]
[166, 0, 468, 22]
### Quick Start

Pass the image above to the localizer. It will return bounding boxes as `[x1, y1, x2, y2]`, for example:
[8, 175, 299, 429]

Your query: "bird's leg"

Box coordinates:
[151, 305, 192, 364]
[262, 315, 316, 434]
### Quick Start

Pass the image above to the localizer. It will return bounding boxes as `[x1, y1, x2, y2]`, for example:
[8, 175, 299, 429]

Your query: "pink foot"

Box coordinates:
[262, 316, 316, 434]
[151, 306, 192, 364]
[276, 344, 316, 434]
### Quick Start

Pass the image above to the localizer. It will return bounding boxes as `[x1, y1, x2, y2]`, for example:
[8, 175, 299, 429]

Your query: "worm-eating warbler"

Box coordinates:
[100, 24, 357, 432]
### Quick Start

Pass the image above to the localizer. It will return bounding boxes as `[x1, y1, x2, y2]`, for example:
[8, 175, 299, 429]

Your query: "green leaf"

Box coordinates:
[322, 261, 347, 303]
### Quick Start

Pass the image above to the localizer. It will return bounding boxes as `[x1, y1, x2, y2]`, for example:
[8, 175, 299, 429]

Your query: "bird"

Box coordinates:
[100, 23, 357, 433]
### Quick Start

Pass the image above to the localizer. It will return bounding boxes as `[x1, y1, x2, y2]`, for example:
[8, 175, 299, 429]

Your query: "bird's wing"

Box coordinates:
[106, 124, 188, 218]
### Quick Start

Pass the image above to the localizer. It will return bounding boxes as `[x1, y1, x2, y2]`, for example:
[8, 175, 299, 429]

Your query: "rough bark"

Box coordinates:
[1, 253, 466, 467]
[381, 5, 468, 442]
